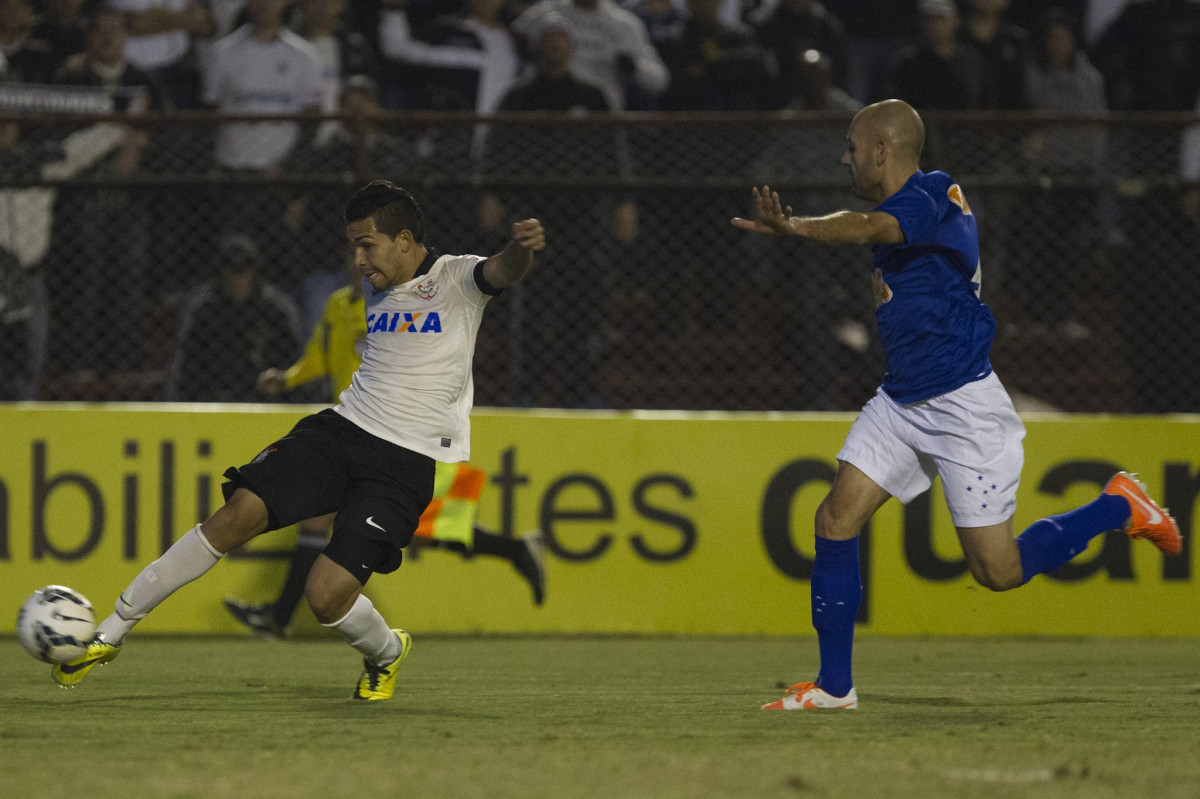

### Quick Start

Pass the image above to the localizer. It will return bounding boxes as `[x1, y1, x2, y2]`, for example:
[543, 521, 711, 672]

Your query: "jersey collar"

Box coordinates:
[413, 248, 438, 279]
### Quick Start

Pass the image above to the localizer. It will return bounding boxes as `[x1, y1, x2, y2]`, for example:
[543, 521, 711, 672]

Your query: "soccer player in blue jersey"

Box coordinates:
[733, 99, 1182, 710]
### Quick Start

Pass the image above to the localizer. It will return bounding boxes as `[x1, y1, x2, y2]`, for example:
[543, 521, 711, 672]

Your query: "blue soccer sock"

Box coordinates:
[1016, 493, 1130, 584]
[811, 535, 861, 699]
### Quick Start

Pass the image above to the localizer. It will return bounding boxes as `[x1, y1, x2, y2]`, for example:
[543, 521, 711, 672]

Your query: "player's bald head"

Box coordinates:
[853, 99, 925, 164]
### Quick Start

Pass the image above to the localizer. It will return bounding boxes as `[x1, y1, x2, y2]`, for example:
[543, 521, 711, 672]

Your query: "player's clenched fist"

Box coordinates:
[512, 219, 546, 251]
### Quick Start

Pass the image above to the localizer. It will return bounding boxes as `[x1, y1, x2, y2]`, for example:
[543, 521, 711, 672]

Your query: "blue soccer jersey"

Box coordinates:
[871, 170, 996, 403]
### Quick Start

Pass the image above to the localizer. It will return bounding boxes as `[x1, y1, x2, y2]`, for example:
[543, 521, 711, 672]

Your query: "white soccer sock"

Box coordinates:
[96, 526, 223, 643]
[322, 594, 401, 665]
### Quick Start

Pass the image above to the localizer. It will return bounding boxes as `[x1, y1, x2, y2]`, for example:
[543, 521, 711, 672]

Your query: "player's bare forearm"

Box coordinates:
[732, 185, 904, 245]
[791, 210, 903, 245]
[483, 219, 545, 288]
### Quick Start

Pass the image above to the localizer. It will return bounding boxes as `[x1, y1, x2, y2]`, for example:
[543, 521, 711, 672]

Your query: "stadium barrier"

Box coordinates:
[2, 106, 1199, 414]
[1, 404, 1196, 636]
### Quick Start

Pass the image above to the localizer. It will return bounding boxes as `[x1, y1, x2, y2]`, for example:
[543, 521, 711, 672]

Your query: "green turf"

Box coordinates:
[2, 635, 1198, 799]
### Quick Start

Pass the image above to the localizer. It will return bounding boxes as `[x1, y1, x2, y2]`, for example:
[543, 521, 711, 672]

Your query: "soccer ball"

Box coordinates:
[16, 585, 97, 664]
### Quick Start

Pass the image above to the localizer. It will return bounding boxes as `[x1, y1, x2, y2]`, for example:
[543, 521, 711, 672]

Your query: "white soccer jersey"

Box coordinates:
[335, 252, 493, 462]
[202, 26, 323, 169]
[109, 0, 192, 71]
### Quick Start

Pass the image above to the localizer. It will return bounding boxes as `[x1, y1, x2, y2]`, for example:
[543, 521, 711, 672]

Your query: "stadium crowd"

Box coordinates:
[1, 0, 1199, 412]
[4, 0, 1197, 116]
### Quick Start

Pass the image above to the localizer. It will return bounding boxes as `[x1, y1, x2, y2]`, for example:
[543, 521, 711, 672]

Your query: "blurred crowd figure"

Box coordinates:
[0, 0, 1197, 412]
[0, 1, 1194, 123]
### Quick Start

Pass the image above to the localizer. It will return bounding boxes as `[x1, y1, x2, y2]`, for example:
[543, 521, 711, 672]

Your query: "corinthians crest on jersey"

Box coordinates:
[335, 251, 497, 464]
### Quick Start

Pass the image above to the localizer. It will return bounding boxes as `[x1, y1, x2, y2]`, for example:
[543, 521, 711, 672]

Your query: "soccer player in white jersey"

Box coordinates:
[733, 99, 1182, 710]
[52, 181, 546, 700]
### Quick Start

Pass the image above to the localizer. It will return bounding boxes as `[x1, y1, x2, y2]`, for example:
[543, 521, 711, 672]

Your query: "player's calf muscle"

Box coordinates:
[200, 490, 270, 553]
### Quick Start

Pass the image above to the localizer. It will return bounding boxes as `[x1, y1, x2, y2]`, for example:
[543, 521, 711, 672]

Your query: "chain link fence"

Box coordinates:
[1, 100, 1197, 413]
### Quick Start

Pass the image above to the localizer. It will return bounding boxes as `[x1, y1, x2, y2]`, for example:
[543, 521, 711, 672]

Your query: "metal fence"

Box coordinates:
[1, 106, 1198, 413]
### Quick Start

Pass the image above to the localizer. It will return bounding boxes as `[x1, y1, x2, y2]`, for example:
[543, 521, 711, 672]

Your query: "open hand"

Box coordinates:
[731, 185, 794, 235]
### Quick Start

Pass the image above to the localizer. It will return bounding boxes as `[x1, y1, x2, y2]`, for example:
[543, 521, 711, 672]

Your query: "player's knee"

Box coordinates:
[814, 499, 859, 541]
[304, 584, 342, 624]
[971, 562, 1022, 592]
[304, 572, 358, 624]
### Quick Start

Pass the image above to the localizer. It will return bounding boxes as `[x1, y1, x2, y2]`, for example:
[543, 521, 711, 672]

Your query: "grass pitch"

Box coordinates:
[2, 635, 1198, 799]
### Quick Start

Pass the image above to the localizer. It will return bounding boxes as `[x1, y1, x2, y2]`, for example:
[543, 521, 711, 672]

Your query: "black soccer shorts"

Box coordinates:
[221, 409, 435, 583]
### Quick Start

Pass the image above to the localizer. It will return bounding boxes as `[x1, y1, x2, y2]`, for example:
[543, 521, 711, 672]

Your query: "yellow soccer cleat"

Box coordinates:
[1103, 472, 1183, 556]
[352, 629, 412, 701]
[51, 636, 121, 687]
[761, 681, 858, 710]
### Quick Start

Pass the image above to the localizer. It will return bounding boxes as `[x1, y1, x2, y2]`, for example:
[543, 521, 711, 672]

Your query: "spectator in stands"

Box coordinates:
[51, 5, 170, 377]
[958, 0, 1030, 110]
[511, 0, 669, 111]
[750, 0, 850, 110]
[107, 0, 214, 109]
[380, 0, 519, 117]
[883, 0, 994, 112]
[1023, 9, 1106, 170]
[376, 0, 459, 109]
[0, 0, 58, 83]
[781, 47, 861, 111]
[204, 0, 322, 174]
[655, 0, 772, 111]
[621, 0, 686, 47]
[0, 245, 44, 399]
[1012, 7, 1108, 324]
[52, 6, 169, 110]
[823, 0, 916, 105]
[0, 114, 54, 400]
[289, 0, 380, 112]
[31, 0, 92, 70]
[1091, 0, 1200, 111]
[298, 75, 417, 188]
[491, 15, 610, 115]
[167, 234, 302, 402]
[203, 0, 323, 285]
[481, 17, 634, 405]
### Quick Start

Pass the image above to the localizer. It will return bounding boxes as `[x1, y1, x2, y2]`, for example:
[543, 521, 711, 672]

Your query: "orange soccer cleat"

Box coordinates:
[761, 681, 858, 710]
[1103, 472, 1183, 556]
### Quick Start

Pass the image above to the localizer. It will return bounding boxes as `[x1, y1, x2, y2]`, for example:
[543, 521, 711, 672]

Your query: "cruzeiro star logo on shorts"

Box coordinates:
[251, 447, 278, 464]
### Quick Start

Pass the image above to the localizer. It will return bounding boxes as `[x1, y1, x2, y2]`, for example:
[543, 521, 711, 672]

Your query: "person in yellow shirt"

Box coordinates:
[223, 258, 546, 638]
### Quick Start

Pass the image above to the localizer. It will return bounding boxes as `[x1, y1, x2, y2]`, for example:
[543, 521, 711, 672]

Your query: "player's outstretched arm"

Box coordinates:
[482, 219, 545, 289]
[731, 185, 905, 245]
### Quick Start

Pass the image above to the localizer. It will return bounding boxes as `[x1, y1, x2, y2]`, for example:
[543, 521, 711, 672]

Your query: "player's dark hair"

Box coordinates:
[343, 180, 425, 242]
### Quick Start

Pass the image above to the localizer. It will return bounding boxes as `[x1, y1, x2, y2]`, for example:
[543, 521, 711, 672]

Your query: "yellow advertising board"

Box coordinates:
[0, 404, 1196, 636]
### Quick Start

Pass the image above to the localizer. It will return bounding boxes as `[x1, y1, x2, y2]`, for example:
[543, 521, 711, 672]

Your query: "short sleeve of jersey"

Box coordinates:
[447, 254, 490, 307]
[876, 186, 938, 247]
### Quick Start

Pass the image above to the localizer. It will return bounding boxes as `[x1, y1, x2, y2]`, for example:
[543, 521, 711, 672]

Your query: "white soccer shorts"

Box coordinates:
[837, 372, 1026, 528]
